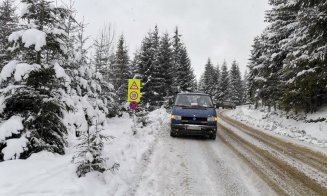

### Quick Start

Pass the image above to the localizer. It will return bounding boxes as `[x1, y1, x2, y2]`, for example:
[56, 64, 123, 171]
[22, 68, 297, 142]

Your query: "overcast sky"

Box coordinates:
[74, 0, 270, 79]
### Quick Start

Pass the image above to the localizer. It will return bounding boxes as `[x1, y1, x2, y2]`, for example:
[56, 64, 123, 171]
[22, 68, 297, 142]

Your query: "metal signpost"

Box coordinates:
[128, 79, 141, 134]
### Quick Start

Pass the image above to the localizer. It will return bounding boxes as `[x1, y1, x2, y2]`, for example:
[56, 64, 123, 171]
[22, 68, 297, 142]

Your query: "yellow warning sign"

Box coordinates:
[128, 79, 141, 102]
[130, 81, 139, 90]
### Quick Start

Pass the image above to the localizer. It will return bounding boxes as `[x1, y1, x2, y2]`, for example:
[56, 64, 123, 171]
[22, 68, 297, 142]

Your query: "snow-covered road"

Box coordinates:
[132, 123, 275, 196]
[218, 111, 327, 195]
[1, 109, 326, 196]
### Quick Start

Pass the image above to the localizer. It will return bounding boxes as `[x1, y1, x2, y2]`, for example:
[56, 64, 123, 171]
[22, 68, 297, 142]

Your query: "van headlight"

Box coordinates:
[207, 116, 218, 122]
[171, 115, 182, 120]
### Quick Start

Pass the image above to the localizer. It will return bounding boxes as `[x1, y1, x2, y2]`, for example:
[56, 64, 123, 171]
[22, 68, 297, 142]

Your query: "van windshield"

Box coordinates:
[175, 94, 213, 108]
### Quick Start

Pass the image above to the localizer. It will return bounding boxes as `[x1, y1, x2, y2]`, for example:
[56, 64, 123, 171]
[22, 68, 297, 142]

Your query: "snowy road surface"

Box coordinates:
[132, 123, 274, 195]
[131, 110, 327, 196]
[218, 111, 327, 195]
[1, 109, 326, 196]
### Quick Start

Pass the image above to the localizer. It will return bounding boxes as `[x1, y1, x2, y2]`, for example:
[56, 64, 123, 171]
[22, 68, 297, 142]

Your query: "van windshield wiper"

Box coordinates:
[175, 104, 212, 109]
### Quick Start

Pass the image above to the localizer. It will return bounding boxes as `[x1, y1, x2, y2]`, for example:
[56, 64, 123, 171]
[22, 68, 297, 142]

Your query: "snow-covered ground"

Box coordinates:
[225, 105, 327, 150]
[0, 107, 276, 196]
[0, 108, 169, 196]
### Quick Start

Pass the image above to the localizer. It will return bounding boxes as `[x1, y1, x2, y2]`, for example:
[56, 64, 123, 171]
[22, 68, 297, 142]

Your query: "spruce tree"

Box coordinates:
[242, 70, 250, 104]
[171, 27, 196, 93]
[202, 58, 215, 95]
[178, 46, 195, 92]
[281, 0, 327, 112]
[0, 0, 70, 160]
[219, 61, 229, 103]
[0, 0, 18, 69]
[212, 64, 221, 104]
[94, 25, 115, 83]
[73, 111, 118, 177]
[156, 32, 174, 106]
[171, 27, 183, 91]
[113, 35, 130, 105]
[149, 26, 165, 106]
[248, 36, 266, 108]
[134, 32, 155, 109]
[228, 60, 243, 105]
[249, 0, 327, 112]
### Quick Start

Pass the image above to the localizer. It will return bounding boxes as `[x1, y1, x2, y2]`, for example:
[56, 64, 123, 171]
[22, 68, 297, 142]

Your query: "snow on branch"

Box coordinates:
[0, 116, 24, 141]
[9, 29, 47, 51]
[0, 61, 41, 84]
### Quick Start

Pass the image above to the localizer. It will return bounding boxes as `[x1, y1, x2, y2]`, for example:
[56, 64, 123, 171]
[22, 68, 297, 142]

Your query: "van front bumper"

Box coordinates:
[171, 124, 217, 136]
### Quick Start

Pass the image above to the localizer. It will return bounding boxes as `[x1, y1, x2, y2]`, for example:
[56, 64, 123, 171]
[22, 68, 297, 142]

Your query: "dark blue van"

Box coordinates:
[170, 93, 217, 139]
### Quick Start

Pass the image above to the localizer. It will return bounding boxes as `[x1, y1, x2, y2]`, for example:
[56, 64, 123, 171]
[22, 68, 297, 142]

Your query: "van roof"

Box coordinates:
[177, 92, 210, 96]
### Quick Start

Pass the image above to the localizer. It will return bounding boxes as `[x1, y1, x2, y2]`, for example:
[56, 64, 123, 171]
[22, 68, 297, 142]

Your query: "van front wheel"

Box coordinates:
[209, 133, 216, 140]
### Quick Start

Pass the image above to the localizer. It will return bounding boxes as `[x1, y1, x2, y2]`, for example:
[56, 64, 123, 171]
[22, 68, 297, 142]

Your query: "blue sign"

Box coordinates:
[129, 101, 138, 110]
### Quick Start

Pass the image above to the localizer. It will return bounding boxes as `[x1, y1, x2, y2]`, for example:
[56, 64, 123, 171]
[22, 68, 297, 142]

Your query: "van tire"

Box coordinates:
[210, 133, 216, 140]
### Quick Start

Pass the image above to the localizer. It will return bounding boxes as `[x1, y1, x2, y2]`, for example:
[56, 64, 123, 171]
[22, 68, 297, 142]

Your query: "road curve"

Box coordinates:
[218, 111, 327, 196]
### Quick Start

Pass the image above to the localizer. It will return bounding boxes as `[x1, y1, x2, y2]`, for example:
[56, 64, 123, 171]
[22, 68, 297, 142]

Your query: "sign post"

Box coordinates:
[128, 79, 141, 135]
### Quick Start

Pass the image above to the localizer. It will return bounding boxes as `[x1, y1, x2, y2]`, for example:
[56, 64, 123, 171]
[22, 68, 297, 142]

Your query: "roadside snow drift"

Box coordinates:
[226, 105, 327, 149]
[0, 108, 170, 196]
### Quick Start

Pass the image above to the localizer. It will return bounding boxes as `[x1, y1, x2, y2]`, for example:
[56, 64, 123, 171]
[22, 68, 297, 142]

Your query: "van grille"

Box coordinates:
[181, 116, 207, 125]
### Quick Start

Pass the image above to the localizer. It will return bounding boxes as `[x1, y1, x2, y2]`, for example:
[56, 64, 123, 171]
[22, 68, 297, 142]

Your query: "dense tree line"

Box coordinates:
[198, 59, 245, 106]
[132, 26, 196, 109]
[0, 0, 197, 177]
[248, 0, 327, 113]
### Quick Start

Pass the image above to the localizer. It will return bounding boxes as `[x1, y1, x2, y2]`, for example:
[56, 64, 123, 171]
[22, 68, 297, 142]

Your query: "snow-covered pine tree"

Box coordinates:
[112, 35, 130, 105]
[212, 64, 221, 104]
[198, 73, 205, 92]
[171, 27, 182, 92]
[242, 69, 250, 104]
[171, 27, 196, 93]
[178, 45, 196, 92]
[281, 0, 327, 113]
[66, 20, 118, 176]
[72, 111, 117, 177]
[0, 0, 18, 70]
[257, 0, 297, 111]
[202, 58, 215, 95]
[90, 24, 119, 117]
[249, 0, 327, 112]
[219, 61, 229, 102]
[134, 30, 156, 109]
[157, 32, 174, 107]
[150, 28, 172, 107]
[0, 0, 71, 161]
[228, 60, 243, 105]
[94, 24, 115, 83]
[248, 36, 266, 108]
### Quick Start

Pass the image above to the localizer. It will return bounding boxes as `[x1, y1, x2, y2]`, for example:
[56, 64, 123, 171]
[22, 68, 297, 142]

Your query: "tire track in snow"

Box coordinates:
[218, 111, 327, 195]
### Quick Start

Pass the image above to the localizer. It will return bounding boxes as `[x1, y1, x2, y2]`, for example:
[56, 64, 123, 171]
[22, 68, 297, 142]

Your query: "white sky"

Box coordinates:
[73, 0, 270, 79]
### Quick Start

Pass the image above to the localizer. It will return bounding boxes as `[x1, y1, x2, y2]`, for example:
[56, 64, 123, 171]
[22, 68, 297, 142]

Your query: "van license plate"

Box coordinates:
[188, 125, 201, 130]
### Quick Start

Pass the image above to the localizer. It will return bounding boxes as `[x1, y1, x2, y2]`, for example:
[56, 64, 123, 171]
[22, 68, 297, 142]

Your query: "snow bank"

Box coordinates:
[2, 136, 28, 160]
[225, 105, 327, 149]
[0, 108, 170, 196]
[103, 107, 170, 195]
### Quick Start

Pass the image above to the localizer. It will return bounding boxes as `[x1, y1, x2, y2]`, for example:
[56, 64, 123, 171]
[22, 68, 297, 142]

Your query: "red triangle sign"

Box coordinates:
[130, 81, 139, 90]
